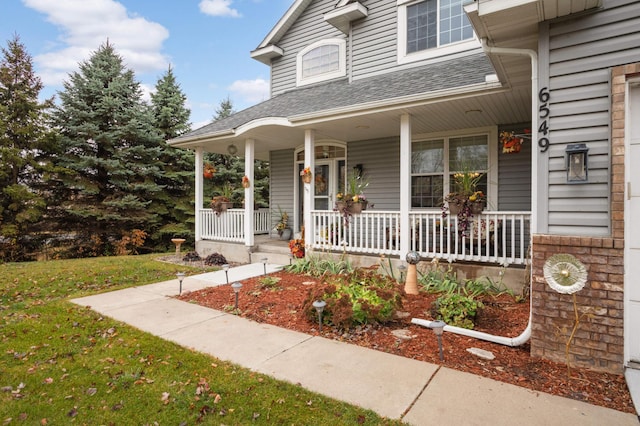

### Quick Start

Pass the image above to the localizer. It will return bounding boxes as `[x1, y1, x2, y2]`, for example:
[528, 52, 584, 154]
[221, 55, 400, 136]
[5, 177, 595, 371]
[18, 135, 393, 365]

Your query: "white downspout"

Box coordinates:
[412, 39, 538, 347]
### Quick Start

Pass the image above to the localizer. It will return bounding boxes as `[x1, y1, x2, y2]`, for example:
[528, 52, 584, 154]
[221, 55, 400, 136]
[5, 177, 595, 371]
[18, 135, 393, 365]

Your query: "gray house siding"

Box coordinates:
[347, 137, 400, 211]
[269, 149, 295, 230]
[497, 123, 532, 212]
[270, 0, 485, 96]
[350, 0, 398, 78]
[271, 0, 347, 96]
[539, 0, 640, 236]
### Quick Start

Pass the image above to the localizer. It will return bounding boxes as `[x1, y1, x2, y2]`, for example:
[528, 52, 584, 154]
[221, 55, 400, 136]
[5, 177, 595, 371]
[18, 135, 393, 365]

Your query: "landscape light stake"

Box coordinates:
[176, 272, 185, 295]
[312, 300, 327, 332]
[288, 253, 293, 265]
[222, 264, 230, 284]
[231, 282, 243, 310]
[430, 320, 446, 361]
[397, 264, 407, 283]
[261, 257, 268, 276]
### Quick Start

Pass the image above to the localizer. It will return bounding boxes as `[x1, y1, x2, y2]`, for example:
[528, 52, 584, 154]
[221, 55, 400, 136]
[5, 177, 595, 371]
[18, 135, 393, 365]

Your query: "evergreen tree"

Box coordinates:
[150, 66, 194, 245]
[48, 42, 164, 256]
[213, 95, 234, 121]
[0, 35, 51, 261]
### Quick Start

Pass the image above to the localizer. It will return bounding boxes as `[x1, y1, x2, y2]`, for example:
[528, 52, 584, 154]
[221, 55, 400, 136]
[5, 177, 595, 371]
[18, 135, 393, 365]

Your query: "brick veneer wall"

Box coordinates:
[530, 63, 640, 374]
[531, 235, 624, 373]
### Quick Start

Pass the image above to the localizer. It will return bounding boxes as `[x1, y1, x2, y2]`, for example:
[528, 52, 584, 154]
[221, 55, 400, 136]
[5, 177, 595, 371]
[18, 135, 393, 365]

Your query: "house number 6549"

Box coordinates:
[538, 87, 550, 152]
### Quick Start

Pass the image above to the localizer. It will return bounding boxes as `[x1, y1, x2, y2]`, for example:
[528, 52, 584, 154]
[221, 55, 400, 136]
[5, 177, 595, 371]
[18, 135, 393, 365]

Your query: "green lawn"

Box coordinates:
[0, 254, 404, 425]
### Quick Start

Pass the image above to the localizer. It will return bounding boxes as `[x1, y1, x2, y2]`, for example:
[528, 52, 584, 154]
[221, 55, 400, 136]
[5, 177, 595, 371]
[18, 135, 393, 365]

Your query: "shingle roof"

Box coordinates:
[172, 53, 495, 143]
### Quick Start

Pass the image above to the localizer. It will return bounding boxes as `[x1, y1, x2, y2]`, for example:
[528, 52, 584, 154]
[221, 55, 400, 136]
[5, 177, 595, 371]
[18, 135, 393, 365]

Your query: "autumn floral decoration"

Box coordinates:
[242, 175, 250, 188]
[203, 163, 216, 179]
[500, 129, 530, 154]
[300, 167, 312, 183]
[288, 238, 305, 258]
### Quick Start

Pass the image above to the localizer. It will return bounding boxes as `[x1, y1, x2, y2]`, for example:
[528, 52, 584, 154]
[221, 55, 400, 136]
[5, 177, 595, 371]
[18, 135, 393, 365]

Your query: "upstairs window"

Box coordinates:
[297, 39, 346, 86]
[398, 0, 478, 64]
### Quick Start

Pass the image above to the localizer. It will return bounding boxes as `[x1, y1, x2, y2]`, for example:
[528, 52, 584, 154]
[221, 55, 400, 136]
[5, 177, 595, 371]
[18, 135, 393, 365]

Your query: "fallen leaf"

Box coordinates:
[161, 392, 170, 405]
[214, 394, 222, 404]
[43, 378, 53, 384]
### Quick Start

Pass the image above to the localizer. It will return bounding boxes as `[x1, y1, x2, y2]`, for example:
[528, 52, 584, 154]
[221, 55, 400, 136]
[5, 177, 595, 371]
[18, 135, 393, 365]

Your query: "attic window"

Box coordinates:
[297, 39, 346, 86]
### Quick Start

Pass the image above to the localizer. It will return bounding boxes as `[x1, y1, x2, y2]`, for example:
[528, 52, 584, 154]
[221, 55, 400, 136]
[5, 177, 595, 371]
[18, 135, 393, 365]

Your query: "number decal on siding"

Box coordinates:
[538, 87, 550, 152]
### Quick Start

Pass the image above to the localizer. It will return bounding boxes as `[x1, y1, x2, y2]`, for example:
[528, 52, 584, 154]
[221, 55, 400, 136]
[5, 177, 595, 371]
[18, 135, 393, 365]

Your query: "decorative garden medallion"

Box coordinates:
[543, 253, 587, 294]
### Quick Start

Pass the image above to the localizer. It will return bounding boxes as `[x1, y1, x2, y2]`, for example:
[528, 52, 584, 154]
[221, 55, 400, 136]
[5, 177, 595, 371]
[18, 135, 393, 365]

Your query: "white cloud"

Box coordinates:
[198, 0, 241, 17]
[23, 0, 169, 86]
[228, 78, 269, 104]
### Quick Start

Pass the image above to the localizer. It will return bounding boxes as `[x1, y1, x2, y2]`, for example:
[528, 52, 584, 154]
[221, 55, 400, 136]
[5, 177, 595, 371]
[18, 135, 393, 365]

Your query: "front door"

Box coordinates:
[297, 159, 346, 227]
[626, 82, 640, 367]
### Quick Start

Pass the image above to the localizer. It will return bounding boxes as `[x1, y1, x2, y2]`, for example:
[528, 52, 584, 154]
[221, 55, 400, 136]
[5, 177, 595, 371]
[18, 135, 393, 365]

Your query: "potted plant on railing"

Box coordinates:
[210, 183, 235, 216]
[443, 169, 485, 236]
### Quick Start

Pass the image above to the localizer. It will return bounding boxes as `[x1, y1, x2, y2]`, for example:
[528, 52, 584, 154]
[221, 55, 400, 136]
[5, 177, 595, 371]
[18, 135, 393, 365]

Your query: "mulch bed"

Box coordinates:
[177, 270, 635, 414]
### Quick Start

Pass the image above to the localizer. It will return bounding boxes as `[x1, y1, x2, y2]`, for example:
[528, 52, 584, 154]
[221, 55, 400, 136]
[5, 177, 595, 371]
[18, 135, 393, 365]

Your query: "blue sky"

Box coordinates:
[0, 0, 292, 129]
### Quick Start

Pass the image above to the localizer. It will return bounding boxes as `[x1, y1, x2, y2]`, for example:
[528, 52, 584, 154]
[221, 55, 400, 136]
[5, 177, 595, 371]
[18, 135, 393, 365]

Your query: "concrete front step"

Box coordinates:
[249, 250, 292, 266]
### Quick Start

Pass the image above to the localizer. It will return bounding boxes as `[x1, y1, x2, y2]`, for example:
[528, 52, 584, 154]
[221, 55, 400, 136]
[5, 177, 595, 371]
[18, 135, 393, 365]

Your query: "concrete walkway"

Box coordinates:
[71, 263, 639, 425]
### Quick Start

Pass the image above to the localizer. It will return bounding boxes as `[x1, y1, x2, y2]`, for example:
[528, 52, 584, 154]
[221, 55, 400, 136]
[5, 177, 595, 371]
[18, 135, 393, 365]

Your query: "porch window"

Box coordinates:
[297, 39, 346, 87]
[397, 0, 478, 64]
[411, 134, 488, 208]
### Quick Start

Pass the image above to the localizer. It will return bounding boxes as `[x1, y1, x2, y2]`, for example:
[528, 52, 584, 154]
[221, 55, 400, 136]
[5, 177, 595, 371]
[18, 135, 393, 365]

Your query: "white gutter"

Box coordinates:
[412, 39, 538, 347]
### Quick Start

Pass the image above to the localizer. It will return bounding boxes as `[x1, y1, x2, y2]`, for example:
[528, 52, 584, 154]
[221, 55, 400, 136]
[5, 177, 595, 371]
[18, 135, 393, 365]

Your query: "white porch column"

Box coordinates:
[303, 129, 315, 246]
[194, 147, 204, 242]
[399, 114, 412, 259]
[244, 139, 255, 247]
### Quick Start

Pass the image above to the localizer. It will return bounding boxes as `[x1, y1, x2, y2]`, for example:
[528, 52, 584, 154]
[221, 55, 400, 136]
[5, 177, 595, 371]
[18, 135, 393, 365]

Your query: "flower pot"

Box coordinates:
[448, 200, 462, 215]
[470, 201, 485, 215]
[280, 228, 292, 241]
[348, 202, 363, 214]
[242, 180, 250, 188]
[335, 201, 347, 211]
[302, 173, 312, 184]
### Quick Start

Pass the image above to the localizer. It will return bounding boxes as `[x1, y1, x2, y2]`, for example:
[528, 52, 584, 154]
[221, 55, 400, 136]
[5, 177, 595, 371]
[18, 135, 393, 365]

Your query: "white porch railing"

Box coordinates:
[311, 210, 531, 265]
[201, 208, 270, 242]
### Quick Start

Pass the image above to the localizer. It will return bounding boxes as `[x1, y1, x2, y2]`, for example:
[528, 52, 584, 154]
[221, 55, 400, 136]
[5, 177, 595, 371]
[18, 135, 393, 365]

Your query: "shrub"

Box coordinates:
[204, 252, 227, 266]
[303, 269, 403, 329]
[433, 293, 483, 329]
[182, 251, 201, 262]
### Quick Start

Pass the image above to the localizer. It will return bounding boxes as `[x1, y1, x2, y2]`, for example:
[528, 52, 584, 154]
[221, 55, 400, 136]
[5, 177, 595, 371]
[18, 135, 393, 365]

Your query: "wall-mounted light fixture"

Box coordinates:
[353, 163, 363, 176]
[566, 143, 588, 183]
[227, 144, 238, 155]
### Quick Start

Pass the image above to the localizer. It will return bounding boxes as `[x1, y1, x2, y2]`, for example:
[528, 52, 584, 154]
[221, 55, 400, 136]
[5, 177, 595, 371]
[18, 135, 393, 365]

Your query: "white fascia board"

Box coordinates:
[476, 0, 539, 17]
[256, 0, 311, 49]
[234, 117, 292, 135]
[250, 45, 284, 65]
[168, 129, 235, 147]
[324, 2, 368, 34]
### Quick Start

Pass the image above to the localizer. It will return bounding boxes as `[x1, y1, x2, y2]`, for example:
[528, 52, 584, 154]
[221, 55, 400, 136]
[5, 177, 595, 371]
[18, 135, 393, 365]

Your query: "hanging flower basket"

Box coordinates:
[242, 176, 250, 188]
[300, 167, 312, 184]
[203, 163, 216, 179]
[470, 201, 485, 215]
